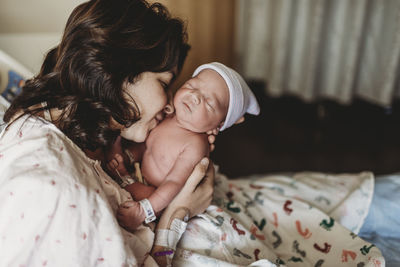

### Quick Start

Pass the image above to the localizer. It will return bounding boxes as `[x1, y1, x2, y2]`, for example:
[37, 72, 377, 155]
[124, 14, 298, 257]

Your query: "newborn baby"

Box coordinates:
[106, 62, 260, 230]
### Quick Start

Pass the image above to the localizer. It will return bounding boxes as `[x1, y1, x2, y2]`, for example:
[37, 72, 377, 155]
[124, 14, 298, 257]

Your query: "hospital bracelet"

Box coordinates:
[155, 218, 187, 249]
[139, 198, 156, 223]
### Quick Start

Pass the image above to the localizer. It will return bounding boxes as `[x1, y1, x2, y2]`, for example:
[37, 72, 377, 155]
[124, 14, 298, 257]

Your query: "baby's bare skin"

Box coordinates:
[110, 69, 230, 230]
[142, 116, 209, 186]
[116, 117, 209, 229]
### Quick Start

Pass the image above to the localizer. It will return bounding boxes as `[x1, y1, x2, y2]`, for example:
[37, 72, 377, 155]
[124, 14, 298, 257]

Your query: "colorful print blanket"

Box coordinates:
[173, 172, 384, 266]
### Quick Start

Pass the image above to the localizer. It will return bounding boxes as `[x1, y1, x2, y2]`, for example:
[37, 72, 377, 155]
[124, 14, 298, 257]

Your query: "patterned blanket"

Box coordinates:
[174, 172, 384, 266]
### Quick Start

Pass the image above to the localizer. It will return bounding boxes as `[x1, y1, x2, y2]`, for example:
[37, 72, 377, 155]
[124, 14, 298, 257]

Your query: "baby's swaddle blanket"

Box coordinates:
[174, 172, 384, 266]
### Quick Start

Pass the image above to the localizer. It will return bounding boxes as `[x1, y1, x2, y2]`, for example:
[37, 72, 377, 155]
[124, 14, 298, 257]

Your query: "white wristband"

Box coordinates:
[139, 198, 156, 223]
[155, 218, 187, 248]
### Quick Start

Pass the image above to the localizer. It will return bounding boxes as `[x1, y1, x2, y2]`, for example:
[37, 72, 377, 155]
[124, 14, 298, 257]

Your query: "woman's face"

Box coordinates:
[120, 71, 175, 142]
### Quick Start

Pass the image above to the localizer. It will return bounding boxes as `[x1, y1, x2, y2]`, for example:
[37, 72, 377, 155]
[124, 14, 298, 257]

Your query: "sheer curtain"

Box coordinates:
[236, 0, 400, 107]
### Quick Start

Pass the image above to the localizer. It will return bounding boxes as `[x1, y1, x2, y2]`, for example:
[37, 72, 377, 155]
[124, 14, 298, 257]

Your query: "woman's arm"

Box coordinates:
[150, 158, 214, 266]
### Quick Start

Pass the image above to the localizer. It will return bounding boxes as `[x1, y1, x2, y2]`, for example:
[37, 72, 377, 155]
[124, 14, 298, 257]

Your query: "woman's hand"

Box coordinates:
[206, 129, 218, 152]
[159, 157, 215, 227]
[150, 157, 215, 265]
[167, 157, 214, 218]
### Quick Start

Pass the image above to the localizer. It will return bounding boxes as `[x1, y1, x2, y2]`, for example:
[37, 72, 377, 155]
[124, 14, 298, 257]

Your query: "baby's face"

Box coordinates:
[174, 69, 229, 133]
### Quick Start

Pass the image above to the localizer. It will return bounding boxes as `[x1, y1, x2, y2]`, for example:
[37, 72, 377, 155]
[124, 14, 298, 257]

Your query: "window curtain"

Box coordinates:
[236, 0, 400, 107]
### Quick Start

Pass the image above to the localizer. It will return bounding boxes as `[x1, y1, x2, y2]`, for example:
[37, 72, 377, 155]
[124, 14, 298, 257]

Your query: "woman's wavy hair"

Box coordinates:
[4, 0, 189, 150]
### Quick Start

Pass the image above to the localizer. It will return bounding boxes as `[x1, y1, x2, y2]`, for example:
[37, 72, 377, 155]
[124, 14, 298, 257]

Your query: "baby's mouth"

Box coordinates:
[183, 102, 192, 112]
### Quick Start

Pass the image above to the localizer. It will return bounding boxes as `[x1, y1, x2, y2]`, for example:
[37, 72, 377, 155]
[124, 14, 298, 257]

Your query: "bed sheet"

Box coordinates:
[358, 173, 400, 266]
[174, 171, 384, 266]
[0, 48, 33, 132]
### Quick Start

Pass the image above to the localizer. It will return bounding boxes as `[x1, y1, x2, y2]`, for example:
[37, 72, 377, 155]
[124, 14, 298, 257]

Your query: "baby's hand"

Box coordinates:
[117, 201, 146, 232]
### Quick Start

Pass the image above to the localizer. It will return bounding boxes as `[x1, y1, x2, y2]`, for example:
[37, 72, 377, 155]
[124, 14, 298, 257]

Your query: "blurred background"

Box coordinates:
[1, 0, 400, 177]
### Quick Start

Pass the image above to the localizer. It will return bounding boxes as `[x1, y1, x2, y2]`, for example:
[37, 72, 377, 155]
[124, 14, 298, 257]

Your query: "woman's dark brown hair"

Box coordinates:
[4, 0, 189, 150]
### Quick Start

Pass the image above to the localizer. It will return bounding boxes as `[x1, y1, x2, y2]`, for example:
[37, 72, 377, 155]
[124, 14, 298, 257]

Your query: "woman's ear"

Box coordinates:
[235, 116, 245, 125]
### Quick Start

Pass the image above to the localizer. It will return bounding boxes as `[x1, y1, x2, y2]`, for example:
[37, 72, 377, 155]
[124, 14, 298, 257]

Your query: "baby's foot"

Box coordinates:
[107, 153, 130, 178]
[117, 201, 146, 232]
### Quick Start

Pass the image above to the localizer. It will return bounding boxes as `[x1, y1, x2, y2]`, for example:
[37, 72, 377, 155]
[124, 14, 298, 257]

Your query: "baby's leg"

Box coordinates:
[106, 136, 124, 161]
[105, 136, 131, 178]
[106, 153, 130, 178]
[125, 182, 156, 201]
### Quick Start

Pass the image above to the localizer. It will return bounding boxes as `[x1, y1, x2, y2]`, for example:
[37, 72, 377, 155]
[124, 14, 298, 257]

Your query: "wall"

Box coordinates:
[0, 0, 236, 85]
[153, 0, 236, 90]
[0, 0, 86, 74]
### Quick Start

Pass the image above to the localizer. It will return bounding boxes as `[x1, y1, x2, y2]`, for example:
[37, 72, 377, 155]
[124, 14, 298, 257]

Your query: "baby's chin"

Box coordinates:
[175, 108, 218, 133]
[181, 120, 217, 134]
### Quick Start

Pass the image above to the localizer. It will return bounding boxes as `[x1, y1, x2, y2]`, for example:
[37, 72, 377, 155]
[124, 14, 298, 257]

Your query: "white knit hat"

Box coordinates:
[192, 62, 260, 131]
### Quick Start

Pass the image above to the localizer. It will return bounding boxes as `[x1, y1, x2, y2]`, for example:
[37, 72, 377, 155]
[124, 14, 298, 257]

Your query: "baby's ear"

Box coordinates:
[235, 116, 245, 125]
[164, 104, 174, 115]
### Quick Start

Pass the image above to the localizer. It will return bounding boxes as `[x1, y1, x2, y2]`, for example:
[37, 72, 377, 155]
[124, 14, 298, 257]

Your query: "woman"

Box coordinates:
[0, 0, 213, 266]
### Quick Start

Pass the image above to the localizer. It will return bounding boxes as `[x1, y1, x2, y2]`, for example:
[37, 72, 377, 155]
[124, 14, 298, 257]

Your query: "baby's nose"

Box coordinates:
[190, 92, 201, 105]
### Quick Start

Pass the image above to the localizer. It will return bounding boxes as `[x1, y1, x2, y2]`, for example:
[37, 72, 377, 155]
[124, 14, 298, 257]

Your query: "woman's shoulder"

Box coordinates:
[0, 115, 93, 177]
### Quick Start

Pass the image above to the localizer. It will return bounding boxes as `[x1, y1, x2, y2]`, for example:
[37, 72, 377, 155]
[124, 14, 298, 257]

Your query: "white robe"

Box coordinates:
[0, 115, 156, 266]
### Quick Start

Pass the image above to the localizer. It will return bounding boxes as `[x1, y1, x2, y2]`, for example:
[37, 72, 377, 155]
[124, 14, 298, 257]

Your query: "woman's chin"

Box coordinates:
[120, 130, 147, 143]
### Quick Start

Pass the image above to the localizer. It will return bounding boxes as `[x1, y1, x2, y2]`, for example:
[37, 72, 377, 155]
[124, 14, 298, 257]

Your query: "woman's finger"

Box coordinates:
[209, 144, 215, 152]
[183, 157, 209, 190]
[199, 161, 215, 187]
[208, 134, 215, 144]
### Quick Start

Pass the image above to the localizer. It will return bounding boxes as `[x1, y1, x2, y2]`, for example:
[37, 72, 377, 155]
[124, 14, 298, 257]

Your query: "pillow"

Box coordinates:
[0, 49, 33, 102]
[0, 49, 33, 131]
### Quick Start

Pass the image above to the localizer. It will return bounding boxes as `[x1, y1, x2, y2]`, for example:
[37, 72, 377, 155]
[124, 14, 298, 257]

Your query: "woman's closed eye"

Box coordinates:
[159, 80, 168, 90]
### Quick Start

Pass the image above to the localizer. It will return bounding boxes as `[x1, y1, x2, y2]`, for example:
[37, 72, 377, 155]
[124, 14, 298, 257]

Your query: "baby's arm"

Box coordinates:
[149, 137, 209, 213]
[117, 138, 209, 231]
[124, 182, 156, 201]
